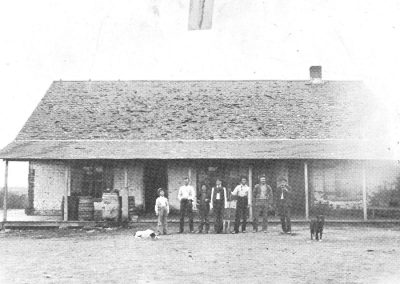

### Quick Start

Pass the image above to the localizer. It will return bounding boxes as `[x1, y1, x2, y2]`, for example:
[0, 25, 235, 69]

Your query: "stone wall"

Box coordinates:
[31, 161, 67, 216]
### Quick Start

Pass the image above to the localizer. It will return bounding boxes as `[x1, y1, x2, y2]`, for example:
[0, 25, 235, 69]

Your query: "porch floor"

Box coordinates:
[2, 209, 400, 229]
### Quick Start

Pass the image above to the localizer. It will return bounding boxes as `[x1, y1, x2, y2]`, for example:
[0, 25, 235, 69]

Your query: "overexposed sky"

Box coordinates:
[1, 0, 400, 187]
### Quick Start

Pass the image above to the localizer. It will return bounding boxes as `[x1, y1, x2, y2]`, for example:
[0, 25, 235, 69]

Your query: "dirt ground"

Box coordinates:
[1, 224, 400, 284]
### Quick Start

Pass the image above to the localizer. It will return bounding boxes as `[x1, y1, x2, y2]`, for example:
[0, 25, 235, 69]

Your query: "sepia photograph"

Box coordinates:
[0, 1, 400, 283]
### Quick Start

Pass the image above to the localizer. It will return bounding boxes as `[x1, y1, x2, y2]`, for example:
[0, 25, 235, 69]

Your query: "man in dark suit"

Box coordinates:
[277, 178, 292, 234]
[210, 178, 227, 234]
[197, 184, 211, 233]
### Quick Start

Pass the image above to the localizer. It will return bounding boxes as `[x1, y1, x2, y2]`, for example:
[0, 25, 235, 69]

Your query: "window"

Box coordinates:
[311, 161, 363, 209]
[71, 163, 113, 198]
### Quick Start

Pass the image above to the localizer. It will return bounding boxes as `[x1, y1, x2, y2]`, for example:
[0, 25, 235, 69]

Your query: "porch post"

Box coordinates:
[362, 162, 367, 221]
[64, 163, 70, 221]
[121, 166, 129, 222]
[304, 161, 309, 220]
[248, 165, 253, 221]
[2, 160, 9, 222]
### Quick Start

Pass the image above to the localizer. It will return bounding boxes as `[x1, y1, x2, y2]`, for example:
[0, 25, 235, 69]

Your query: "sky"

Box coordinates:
[0, 0, 399, 188]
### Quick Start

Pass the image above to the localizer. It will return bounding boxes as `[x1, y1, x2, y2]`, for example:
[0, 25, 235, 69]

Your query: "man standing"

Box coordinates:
[253, 175, 273, 233]
[178, 177, 196, 233]
[210, 178, 227, 234]
[197, 184, 211, 233]
[278, 178, 292, 234]
[231, 177, 250, 234]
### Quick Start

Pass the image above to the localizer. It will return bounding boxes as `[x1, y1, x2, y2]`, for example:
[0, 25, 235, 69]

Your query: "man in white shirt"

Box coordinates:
[178, 177, 196, 233]
[231, 177, 250, 233]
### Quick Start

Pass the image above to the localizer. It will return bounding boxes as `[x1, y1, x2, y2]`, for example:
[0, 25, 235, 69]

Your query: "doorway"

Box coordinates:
[144, 161, 168, 212]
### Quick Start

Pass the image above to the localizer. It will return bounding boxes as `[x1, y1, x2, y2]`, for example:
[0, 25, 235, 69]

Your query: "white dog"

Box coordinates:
[134, 229, 158, 240]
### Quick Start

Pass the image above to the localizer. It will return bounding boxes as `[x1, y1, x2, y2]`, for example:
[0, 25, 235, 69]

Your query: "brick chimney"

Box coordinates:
[310, 66, 322, 84]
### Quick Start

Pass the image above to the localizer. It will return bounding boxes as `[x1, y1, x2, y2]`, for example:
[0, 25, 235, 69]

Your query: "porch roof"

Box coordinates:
[0, 139, 396, 160]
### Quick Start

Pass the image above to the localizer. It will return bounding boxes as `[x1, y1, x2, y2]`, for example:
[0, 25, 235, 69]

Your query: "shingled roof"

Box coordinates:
[0, 80, 395, 160]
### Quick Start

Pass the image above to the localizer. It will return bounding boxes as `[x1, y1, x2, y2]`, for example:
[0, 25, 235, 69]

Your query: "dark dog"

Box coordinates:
[310, 215, 325, 241]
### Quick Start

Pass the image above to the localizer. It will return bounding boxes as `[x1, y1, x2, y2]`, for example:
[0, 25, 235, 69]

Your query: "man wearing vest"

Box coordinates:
[178, 177, 196, 233]
[278, 178, 292, 234]
[231, 177, 250, 234]
[210, 178, 227, 234]
[253, 175, 273, 233]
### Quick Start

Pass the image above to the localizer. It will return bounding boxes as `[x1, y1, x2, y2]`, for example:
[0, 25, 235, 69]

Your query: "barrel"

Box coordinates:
[78, 196, 94, 221]
[102, 193, 120, 221]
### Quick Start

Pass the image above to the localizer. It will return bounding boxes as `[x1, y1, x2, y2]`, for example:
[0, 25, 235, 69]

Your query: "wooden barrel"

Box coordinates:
[78, 196, 94, 221]
[102, 193, 120, 221]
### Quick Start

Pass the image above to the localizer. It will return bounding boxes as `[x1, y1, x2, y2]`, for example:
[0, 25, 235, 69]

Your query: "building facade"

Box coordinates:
[1, 67, 399, 220]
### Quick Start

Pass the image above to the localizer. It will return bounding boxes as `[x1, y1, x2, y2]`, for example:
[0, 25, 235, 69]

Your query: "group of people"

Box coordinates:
[154, 176, 292, 235]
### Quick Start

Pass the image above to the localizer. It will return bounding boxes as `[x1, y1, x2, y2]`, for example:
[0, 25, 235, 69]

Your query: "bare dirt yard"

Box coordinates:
[1, 224, 400, 284]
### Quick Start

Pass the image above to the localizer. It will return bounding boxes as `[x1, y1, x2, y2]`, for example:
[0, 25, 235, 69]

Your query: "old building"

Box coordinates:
[0, 67, 398, 221]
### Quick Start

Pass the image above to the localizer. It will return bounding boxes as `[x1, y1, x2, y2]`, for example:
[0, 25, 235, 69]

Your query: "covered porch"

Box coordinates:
[2, 157, 399, 226]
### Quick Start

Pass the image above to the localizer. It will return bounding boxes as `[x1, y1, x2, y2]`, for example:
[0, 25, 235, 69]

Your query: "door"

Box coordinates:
[144, 161, 168, 212]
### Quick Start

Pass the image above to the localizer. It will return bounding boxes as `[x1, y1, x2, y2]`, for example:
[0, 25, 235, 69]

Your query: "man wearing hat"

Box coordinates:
[252, 175, 273, 233]
[277, 178, 292, 234]
[210, 178, 227, 234]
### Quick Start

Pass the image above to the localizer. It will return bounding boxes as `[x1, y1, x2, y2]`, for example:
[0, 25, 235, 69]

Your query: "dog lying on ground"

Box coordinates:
[134, 229, 158, 240]
[310, 215, 325, 241]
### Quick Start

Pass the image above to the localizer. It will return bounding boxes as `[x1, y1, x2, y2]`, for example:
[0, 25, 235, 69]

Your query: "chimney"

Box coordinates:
[309, 66, 322, 84]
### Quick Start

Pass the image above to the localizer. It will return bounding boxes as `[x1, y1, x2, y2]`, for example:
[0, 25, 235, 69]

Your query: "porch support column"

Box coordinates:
[121, 166, 129, 222]
[248, 165, 253, 221]
[304, 161, 309, 220]
[64, 163, 70, 221]
[362, 162, 367, 221]
[2, 160, 9, 223]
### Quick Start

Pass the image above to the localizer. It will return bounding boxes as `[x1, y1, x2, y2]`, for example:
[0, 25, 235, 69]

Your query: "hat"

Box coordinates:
[157, 188, 164, 195]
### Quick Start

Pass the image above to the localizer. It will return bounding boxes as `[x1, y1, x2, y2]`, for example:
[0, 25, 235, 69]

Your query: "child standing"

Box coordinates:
[223, 189, 236, 234]
[155, 188, 169, 235]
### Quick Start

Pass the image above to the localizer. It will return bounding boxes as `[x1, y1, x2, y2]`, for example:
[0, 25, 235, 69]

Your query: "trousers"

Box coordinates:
[279, 201, 291, 233]
[213, 200, 224, 233]
[180, 199, 193, 232]
[253, 199, 269, 231]
[234, 196, 248, 233]
[157, 207, 168, 234]
[198, 204, 210, 232]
